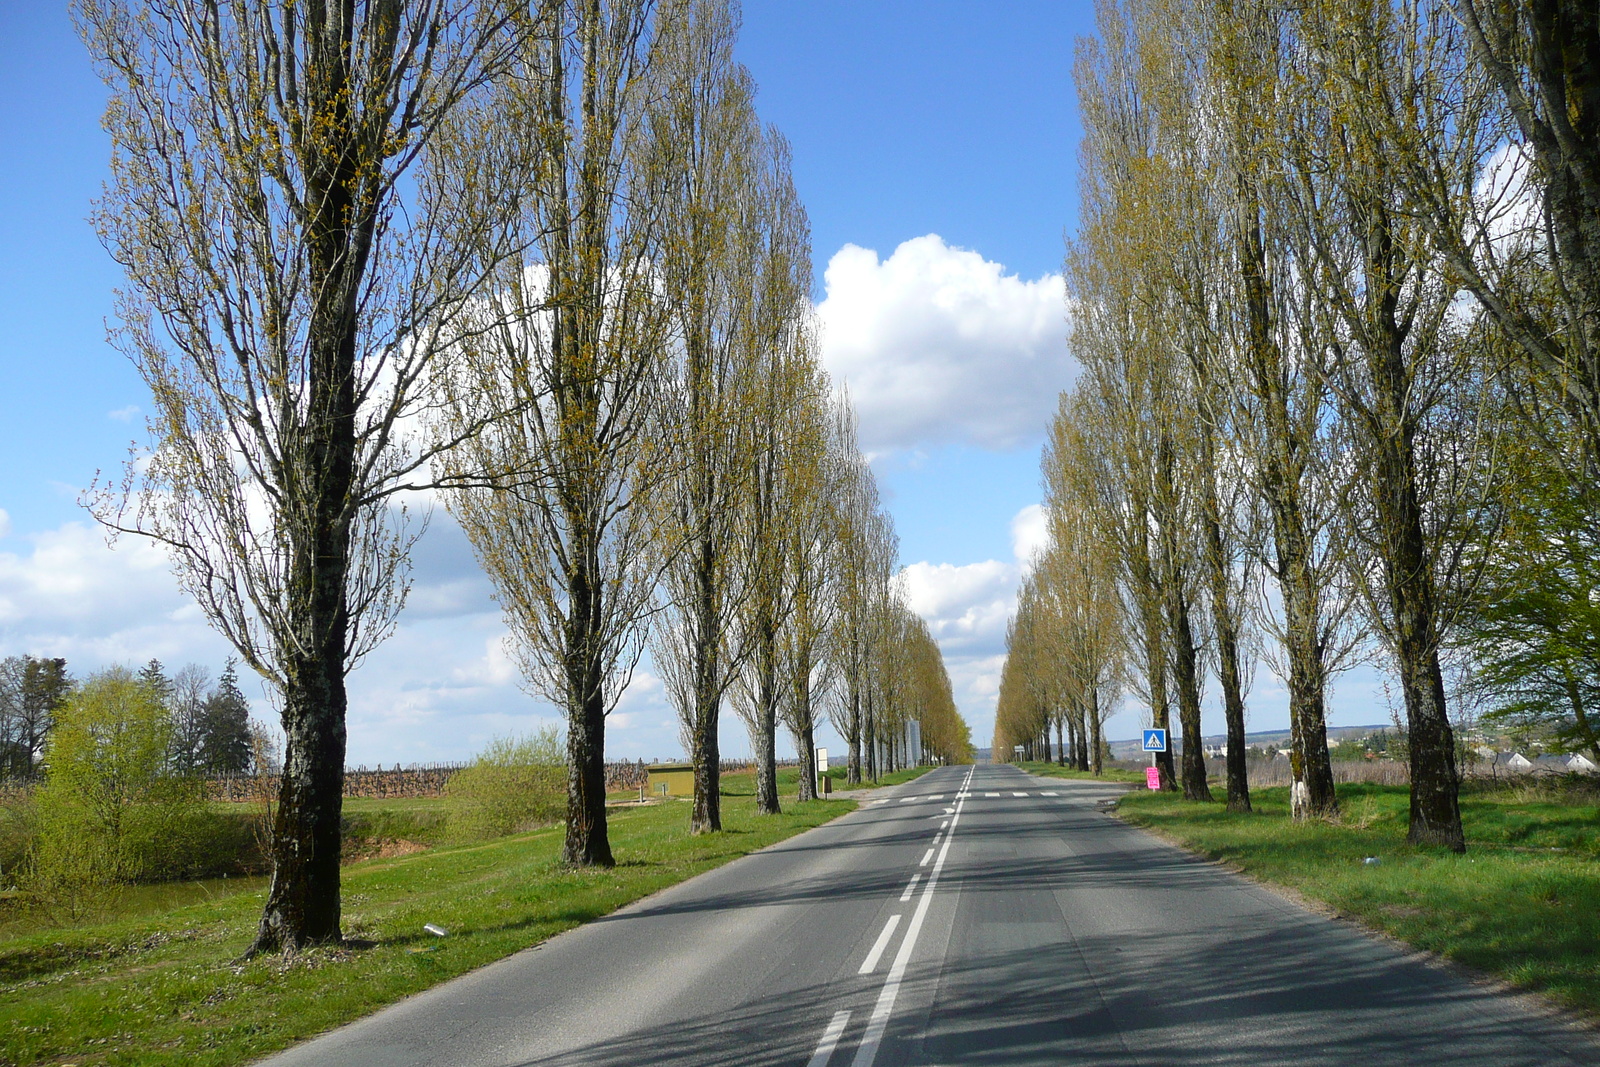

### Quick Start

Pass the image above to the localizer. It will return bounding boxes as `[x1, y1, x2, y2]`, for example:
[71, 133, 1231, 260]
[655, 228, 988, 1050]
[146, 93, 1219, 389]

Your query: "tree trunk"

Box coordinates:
[253, 648, 348, 953]
[864, 688, 878, 782]
[754, 663, 781, 816]
[1239, 211, 1337, 818]
[1204, 507, 1251, 813]
[250, 20, 367, 949]
[1089, 688, 1104, 775]
[794, 666, 819, 802]
[1138, 594, 1177, 790]
[1283, 562, 1337, 818]
[689, 636, 722, 834]
[562, 517, 614, 866]
[1166, 580, 1212, 802]
[1367, 311, 1464, 850]
[846, 686, 861, 785]
[565, 678, 613, 866]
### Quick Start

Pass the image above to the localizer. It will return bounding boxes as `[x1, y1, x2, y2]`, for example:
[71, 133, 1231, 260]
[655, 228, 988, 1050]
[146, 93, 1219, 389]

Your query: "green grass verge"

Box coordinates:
[0, 794, 855, 1067]
[1012, 760, 1145, 784]
[1115, 782, 1600, 1017]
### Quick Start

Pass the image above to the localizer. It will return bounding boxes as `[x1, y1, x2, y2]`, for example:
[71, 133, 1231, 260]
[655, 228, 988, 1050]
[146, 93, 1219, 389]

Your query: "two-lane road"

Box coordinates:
[259, 764, 1600, 1066]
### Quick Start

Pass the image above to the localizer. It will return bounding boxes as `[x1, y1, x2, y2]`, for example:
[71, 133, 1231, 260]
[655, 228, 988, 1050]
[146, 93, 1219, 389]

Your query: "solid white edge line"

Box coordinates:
[806, 1009, 852, 1067]
[851, 777, 970, 1067]
[858, 914, 903, 974]
[899, 873, 921, 902]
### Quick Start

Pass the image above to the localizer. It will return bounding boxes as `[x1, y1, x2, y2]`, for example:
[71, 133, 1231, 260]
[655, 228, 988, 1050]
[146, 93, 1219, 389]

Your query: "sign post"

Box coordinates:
[1142, 729, 1167, 790]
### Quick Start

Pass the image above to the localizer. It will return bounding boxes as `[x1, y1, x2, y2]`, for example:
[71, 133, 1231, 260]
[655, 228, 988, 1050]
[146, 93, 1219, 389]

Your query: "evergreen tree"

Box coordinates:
[137, 659, 170, 708]
[0, 656, 71, 777]
[198, 660, 252, 775]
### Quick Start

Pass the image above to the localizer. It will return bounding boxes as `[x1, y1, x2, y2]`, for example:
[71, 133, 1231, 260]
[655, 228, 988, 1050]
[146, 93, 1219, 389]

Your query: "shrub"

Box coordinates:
[446, 728, 566, 840]
[0, 790, 33, 890]
[25, 667, 207, 921]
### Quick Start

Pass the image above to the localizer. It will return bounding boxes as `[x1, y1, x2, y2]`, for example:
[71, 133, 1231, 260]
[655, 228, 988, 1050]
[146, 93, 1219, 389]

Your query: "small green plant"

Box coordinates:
[446, 727, 565, 840]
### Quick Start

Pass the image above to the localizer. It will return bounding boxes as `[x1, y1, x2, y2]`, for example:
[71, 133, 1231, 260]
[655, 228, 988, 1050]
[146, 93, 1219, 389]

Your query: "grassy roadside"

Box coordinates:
[1115, 781, 1600, 1017]
[0, 794, 855, 1067]
[1012, 760, 1144, 784]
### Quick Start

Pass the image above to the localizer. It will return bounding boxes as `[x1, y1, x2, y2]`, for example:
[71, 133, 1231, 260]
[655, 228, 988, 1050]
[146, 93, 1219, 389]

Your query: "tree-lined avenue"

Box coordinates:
[256, 766, 1598, 1066]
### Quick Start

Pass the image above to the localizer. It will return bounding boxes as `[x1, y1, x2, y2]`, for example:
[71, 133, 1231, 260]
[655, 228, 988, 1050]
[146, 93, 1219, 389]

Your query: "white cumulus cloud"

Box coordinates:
[1010, 503, 1048, 567]
[817, 235, 1071, 453]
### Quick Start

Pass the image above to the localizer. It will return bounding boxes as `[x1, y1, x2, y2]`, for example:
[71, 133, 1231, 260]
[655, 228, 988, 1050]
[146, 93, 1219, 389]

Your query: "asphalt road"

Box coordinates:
[257, 763, 1600, 1066]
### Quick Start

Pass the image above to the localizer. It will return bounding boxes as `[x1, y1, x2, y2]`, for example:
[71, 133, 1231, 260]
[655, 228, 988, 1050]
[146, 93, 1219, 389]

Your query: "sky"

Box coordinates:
[0, 1, 1393, 768]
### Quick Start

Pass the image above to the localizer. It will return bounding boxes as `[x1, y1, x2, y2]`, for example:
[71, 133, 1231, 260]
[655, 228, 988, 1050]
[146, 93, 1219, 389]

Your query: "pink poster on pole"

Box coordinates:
[1145, 766, 1161, 790]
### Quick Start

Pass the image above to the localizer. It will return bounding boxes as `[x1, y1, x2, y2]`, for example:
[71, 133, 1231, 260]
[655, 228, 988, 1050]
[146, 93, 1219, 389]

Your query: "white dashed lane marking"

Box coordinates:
[858, 915, 902, 975]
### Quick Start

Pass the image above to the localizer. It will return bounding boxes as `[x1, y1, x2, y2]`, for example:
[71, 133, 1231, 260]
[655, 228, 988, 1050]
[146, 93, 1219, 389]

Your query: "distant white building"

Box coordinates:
[1498, 752, 1534, 772]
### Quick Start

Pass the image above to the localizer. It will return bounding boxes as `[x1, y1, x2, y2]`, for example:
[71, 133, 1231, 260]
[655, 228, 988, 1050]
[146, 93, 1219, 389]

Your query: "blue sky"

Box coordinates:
[0, 1, 1391, 766]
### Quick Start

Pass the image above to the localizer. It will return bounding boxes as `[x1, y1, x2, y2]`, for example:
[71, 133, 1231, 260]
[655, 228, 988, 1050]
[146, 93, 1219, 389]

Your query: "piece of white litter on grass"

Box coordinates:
[424, 923, 449, 936]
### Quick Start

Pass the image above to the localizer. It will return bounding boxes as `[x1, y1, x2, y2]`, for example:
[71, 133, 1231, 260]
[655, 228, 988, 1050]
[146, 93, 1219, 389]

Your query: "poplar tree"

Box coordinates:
[647, 0, 767, 834]
[439, 0, 669, 868]
[78, 0, 522, 950]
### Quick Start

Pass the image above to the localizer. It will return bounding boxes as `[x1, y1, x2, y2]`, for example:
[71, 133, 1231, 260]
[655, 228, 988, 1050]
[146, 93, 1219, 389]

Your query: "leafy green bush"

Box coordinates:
[0, 791, 33, 890]
[25, 667, 207, 921]
[446, 728, 565, 840]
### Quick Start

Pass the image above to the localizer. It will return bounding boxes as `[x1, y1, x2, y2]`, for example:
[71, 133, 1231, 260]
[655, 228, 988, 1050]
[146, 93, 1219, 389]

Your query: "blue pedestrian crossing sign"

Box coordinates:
[1142, 729, 1168, 753]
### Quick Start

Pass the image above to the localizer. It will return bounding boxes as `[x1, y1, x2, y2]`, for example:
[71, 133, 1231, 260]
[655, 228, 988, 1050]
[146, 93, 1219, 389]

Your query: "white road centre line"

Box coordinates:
[1042, 791, 1059, 796]
[928, 794, 944, 800]
[899, 874, 921, 902]
[850, 769, 972, 1067]
[807, 1009, 852, 1067]
[940, 820, 949, 829]
[1013, 791, 1028, 797]
[985, 792, 1000, 797]
[858, 914, 903, 974]
[919, 848, 934, 866]
[899, 797, 917, 803]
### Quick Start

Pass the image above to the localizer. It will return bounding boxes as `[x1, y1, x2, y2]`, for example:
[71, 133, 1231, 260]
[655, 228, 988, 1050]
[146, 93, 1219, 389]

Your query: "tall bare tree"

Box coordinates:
[1133, 0, 1262, 810]
[779, 386, 845, 801]
[439, 0, 668, 868]
[78, 0, 522, 950]
[1041, 413, 1129, 778]
[1203, 0, 1361, 818]
[1272, 0, 1504, 850]
[731, 273, 824, 816]
[827, 401, 895, 785]
[646, 0, 770, 834]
